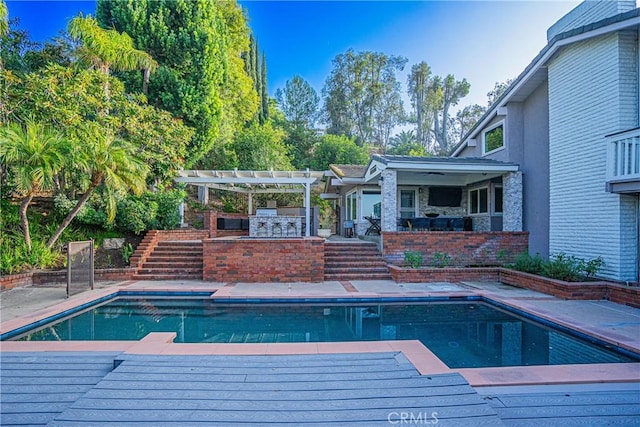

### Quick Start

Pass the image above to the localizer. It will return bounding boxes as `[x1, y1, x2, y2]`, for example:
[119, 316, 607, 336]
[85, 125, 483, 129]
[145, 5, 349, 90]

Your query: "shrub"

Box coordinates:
[543, 252, 584, 282]
[121, 243, 134, 264]
[404, 251, 423, 268]
[145, 189, 185, 230]
[583, 256, 605, 278]
[432, 251, 452, 268]
[511, 252, 545, 275]
[116, 196, 158, 234]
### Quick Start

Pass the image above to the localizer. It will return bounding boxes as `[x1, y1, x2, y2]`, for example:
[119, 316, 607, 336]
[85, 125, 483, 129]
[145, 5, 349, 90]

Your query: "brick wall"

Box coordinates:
[0, 268, 134, 290]
[382, 231, 529, 266]
[389, 266, 500, 283]
[203, 238, 324, 282]
[500, 268, 609, 300]
[203, 211, 249, 238]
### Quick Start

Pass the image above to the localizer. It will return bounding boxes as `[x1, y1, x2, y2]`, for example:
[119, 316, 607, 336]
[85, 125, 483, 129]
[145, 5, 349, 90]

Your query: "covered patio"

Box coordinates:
[323, 155, 523, 237]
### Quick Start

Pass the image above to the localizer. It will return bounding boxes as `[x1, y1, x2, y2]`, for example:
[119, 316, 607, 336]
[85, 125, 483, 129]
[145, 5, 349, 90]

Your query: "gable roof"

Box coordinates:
[328, 164, 367, 179]
[451, 7, 640, 157]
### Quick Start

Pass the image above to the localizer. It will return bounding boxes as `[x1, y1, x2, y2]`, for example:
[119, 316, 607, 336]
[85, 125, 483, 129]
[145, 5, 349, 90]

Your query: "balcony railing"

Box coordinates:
[606, 128, 640, 184]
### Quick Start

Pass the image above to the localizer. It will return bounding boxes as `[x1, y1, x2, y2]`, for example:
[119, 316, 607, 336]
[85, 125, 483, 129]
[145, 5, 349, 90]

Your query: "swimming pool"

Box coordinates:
[9, 296, 639, 368]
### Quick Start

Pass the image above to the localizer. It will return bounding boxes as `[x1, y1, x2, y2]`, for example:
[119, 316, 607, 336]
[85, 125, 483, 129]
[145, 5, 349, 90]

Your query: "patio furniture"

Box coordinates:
[344, 220, 355, 237]
[430, 217, 449, 231]
[364, 216, 381, 235]
[410, 217, 431, 231]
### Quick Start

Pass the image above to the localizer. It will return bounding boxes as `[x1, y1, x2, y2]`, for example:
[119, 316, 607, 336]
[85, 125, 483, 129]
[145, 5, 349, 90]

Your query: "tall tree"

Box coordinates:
[430, 74, 470, 152]
[67, 15, 157, 101]
[309, 134, 369, 171]
[0, 0, 7, 37]
[452, 104, 485, 144]
[487, 79, 514, 107]
[387, 130, 425, 156]
[97, 0, 257, 164]
[46, 123, 148, 249]
[323, 49, 406, 146]
[407, 61, 436, 148]
[261, 52, 269, 123]
[0, 121, 70, 251]
[275, 75, 319, 126]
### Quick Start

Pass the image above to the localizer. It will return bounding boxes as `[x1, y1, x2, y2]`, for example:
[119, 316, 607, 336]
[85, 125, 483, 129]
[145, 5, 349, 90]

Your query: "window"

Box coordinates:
[469, 187, 488, 214]
[483, 123, 504, 154]
[346, 192, 357, 221]
[493, 185, 503, 214]
[361, 190, 381, 218]
[399, 189, 416, 218]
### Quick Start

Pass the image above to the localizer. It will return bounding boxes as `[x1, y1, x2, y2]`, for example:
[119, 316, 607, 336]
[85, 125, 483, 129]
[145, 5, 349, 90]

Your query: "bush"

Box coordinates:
[0, 235, 62, 275]
[543, 252, 584, 282]
[116, 196, 157, 234]
[145, 189, 185, 230]
[511, 252, 545, 275]
[404, 251, 423, 268]
[431, 251, 452, 268]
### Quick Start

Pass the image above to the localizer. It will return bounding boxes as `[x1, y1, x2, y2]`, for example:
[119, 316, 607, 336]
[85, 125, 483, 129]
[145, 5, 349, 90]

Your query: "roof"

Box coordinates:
[451, 7, 640, 157]
[329, 164, 367, 179]
[371, 154, 518, 167]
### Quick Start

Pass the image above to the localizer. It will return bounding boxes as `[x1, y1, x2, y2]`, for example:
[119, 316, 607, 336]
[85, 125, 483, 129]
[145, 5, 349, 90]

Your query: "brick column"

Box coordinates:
[203, 211, 218, 238]
[381, 169, 397, 232]
[503, 171, 523, 231]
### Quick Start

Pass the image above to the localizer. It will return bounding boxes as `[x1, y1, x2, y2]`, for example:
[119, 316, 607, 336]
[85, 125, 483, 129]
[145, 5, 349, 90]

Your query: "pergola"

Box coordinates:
[175, 169, 325, 236]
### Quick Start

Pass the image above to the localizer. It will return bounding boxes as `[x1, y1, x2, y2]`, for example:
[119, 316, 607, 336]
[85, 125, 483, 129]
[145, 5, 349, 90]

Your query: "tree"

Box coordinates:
[407, 61, 436, 148]
[452, 104, 485, 144]
[46, 123, 148, 249]
[387, 130, 425, 156]
[323, 49, 406, 146]
[275, 75, 319, 127]
[0, 121, 70, 251]
[431, 74, 470, 152]
[487, 79, 514, 107]
[309, 134, 369, 171]
[98, 0, 257, 164]
[67, 15, 157, 100]
[0, 0, 7, 37]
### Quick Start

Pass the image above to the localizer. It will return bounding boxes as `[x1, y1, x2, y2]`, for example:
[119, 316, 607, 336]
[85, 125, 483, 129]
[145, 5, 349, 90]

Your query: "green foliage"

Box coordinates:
[97, 0, 257, 165]
[275, 75, 319, 127]
[147, 188, 186, 230]
[121, 242, 134, 264]
[583, 257, 605, 279]
[319, 203, 336, 229]
[221, 195, 242, 214]
[543, 252, 585, 282]
[116, 196, 157, 235]
[324, 49, 407, 147]
[511, 252, 545, 274]
[0, 235, 61, 274]
[431, 251, 452, 268]
[387, 130, 425, 156]
[309, 134, 369, 171]
[509, 252, 606, 282]
[403, 251, 423, 269]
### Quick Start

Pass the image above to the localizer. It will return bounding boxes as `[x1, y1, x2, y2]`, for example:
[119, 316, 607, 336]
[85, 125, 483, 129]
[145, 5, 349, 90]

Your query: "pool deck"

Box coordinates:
[1, 279, 639, 425]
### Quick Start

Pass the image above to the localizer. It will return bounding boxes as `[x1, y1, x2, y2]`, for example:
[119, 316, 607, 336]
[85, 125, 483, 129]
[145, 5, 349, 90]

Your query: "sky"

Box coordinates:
[6, 0, 582, 109]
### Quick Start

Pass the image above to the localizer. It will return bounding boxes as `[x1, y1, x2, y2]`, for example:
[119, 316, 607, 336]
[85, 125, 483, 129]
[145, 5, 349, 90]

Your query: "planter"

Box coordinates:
[317, 228, 332, 238]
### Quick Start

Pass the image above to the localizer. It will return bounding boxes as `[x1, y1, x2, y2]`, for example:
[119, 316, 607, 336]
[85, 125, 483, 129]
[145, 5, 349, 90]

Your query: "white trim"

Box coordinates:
[382, 160, 518, 173]
[398, 187, 418, 218]
[482, 121, 506, 156]
[497, 106, 508, 116]
[468, 185, 490, 215]
[453, 15, 640, 157]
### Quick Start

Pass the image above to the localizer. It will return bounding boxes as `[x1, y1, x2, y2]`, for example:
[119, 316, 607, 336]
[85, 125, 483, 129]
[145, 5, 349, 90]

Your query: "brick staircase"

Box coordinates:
[324, 241, 391, 281]
[132, 240, 203, 280]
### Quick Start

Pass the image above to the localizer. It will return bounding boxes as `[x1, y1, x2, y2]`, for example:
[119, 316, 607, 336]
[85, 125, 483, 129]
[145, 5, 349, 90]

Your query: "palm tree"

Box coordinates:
[0, 121, 70, 251]
[67, 15, 157, 99]
[46, 123, 148, 249]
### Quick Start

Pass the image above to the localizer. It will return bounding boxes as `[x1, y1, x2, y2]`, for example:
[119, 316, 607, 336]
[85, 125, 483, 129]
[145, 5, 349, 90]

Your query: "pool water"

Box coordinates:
[15, 298, 638, 368]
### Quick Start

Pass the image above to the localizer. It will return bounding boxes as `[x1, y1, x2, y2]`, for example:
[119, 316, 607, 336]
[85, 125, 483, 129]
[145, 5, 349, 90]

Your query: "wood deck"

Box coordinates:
[2, 351, 502, 426]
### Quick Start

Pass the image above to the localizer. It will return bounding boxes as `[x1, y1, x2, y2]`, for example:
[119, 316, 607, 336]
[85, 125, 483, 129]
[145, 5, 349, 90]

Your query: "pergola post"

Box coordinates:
[248, 193, 253, 215]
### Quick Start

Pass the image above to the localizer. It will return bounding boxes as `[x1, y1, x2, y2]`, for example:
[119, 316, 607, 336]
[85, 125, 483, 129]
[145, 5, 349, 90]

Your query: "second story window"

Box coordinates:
[483, 123, 504, 155]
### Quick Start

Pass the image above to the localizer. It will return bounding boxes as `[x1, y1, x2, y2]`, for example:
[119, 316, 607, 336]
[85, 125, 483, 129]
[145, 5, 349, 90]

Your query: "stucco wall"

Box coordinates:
[548, 31, 639, 281]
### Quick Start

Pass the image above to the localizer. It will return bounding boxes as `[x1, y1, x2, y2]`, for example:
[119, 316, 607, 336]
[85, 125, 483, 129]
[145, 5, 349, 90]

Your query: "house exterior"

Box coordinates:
[452, 0, 640, 283]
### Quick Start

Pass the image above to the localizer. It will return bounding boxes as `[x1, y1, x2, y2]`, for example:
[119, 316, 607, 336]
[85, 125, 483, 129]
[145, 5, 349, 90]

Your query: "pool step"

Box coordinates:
[324, 241, 391, 281]
[133, 240, 203, 280]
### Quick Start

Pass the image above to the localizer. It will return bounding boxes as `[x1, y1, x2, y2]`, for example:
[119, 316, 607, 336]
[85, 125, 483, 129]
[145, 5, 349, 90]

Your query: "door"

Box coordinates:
[399, 189, 416, 219]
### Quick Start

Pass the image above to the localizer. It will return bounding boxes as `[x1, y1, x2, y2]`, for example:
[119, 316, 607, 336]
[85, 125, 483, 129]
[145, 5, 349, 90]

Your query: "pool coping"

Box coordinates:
[1, 281, 639, 388]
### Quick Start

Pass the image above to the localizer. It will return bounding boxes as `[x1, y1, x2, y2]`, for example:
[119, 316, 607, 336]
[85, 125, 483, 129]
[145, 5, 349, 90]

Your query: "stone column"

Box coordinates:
[503, 171, 523, 231]
[381, 169, 397, 232]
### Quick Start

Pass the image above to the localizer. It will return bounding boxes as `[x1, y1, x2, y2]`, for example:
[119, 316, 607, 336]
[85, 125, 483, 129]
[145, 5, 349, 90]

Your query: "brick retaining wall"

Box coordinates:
[389, 265, 500, 283]
[1, 268, 134, 290]
[382, 231, 529, 266]
[203, 211, 249, 238]
[203, 237, 324, 282]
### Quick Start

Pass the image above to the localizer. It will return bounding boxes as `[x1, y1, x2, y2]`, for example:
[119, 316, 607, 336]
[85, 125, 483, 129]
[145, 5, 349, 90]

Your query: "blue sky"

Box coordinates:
[6, 0, 581, 108]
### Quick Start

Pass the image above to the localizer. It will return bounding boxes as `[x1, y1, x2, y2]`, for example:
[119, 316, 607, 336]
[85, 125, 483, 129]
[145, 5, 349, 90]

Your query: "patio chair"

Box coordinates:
[344, 220, 355, 237]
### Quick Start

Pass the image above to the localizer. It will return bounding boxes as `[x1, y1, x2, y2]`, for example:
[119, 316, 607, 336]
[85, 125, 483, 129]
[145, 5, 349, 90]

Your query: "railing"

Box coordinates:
[606, 128, 640, 182]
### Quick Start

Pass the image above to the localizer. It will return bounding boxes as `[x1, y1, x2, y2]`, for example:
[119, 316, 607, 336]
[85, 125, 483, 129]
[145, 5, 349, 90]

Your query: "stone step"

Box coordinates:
[324, 273, 392, 280]
[149, 250, 203, 256]
[142, 262, 203, 269]
[155, 241, 203, 247]
[142, 256, 203, 263]
[137, 267, 202, 275]
[132, 273, 203, 280]
[324, 255, 385, 263]
[325, 266, 390, 273]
